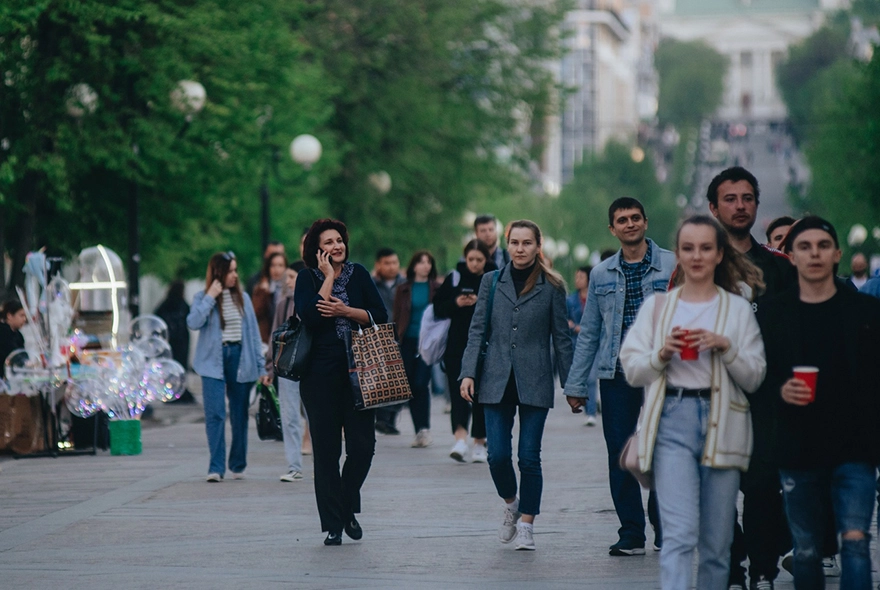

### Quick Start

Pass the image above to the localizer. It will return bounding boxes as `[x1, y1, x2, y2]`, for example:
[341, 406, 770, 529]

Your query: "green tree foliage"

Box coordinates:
[0, 0, 568, 288]
[303, 0, 567, 266]
[655, 38, 727, 129]
[775, 12, 880, 268]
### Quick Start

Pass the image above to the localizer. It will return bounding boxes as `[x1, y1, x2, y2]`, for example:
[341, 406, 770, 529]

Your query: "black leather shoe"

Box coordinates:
[324, 531, 342, 546]
[344, 517, 363, 540]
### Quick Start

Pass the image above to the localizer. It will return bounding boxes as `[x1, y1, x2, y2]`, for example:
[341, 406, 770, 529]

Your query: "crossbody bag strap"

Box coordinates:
[481, 269, 501, 347]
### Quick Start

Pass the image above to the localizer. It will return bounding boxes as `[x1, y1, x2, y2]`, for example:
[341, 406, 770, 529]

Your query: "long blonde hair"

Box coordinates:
[505, 220, 566, 295]
[671, 215, 765, 296]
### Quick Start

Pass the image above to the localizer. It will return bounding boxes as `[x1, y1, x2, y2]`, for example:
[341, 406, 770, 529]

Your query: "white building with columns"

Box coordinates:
[657, 0, 850, 121]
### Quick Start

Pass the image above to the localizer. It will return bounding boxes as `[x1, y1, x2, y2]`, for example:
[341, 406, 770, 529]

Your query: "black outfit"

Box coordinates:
[0, 323, 24, 378]
[155, 294, 195, 403]
[757, 287, 880, 470]
[728, 238, 798, 587]
[294, 263, 388, 535]
[433, 262, 486, 438]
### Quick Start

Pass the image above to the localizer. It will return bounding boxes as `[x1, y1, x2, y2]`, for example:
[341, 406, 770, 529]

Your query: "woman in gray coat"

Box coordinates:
[460, 219, 574, 551]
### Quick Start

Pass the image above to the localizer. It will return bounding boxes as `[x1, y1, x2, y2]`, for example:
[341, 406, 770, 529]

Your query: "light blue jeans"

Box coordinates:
[277, 377, 304, 473]
[653, 395, 740, 590]
[201, 343, 251, 477]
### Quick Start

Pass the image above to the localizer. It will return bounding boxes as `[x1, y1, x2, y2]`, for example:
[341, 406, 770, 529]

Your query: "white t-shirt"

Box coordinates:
[665, 296, 719, 390]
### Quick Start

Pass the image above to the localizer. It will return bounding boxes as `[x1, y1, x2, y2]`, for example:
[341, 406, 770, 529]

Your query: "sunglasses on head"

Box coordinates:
[221, 251, 236, 261]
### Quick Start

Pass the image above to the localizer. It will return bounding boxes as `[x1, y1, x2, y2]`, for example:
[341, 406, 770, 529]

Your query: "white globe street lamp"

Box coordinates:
[848, 224, 868, 247]
[66, 83, 98, 118]
[574, 244, 590, 262]
[368, 171, 392, 194]
[290, 134, 322, 170]
[170, 80, 206, 117]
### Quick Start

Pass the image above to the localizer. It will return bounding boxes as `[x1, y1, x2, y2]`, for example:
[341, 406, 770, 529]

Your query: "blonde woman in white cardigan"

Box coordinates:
[619, 215, 766, 590]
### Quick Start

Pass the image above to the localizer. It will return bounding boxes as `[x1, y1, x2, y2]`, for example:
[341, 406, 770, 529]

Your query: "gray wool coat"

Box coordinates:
[459, 264, 574, 408]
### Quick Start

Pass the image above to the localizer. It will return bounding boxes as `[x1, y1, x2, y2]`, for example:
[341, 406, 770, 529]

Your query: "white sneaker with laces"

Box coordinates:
[499, 504, 521, 543]
[280, 471, 303, 482]
[585, 415, 597, 427]
[752, 577, 773, 590]
[822, 555, 840, 577]
[412, 429, 433, 448]
[206, 473, 221, 482]
[514, 524, 535, 551]
[450, 439, 468, 462]
[471, 444, 488, 463]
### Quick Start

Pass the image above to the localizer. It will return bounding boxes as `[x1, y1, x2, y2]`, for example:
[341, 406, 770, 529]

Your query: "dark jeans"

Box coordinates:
[401, 336, 431, 432]
[728, 458, 792, 584]
[483, 403, 548, 516]
[301, 346, 376, 533]
[780, 462, 875, 590]
[446, 363, 486, 439]
[600, 371, 660, 544]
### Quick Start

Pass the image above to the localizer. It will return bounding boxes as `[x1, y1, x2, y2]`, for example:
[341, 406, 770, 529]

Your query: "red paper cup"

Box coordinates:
[793, 366, 819, 403]
[680, 329, 699, 361]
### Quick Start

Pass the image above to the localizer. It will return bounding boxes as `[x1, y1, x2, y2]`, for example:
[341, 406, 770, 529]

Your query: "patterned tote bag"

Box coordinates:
[346, 313, 413, 410]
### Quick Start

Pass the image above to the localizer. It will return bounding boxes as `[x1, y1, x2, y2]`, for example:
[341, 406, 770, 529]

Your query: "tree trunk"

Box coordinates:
[8, 171, 39, 292]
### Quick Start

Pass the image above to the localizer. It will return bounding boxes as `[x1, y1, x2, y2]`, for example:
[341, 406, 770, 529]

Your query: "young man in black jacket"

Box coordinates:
[756, 217, 880, 589]
[707, 167, 796, 590]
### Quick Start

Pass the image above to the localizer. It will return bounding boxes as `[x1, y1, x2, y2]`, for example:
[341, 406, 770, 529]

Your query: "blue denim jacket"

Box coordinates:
[564, 239, 675, 395]
[186, 290, 265, 383]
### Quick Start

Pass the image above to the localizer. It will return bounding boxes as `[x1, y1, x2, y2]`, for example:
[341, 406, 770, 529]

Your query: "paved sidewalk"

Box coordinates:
[0, 391, 826, 589]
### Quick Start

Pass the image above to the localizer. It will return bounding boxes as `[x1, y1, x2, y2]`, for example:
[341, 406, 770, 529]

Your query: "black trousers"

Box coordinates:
[301, 349, 376, 533]
[729, 459, 792, 583]
[445, 367, 486, 439]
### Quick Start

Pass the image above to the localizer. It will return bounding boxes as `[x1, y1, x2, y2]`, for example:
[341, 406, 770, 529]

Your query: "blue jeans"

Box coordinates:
[653, 396, 740, 590]
[483, 403, 549, 516]
[780, 462, 876, 590]
[277, 377, 304, 473]
[585, 363, 599, 416]
[600, 372, 660, 544]
[201, 343, 251, 476]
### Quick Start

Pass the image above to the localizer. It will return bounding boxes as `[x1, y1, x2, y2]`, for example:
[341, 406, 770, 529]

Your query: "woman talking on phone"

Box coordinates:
[459, 220, 573, 551]
[619, 215, 765, 590]
[294, 218, 387, 546]
[187, 251, 265, 482]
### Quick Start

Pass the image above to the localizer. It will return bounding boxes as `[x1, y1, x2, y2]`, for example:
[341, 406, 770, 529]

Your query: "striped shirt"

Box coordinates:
[220, 290, 243, 343]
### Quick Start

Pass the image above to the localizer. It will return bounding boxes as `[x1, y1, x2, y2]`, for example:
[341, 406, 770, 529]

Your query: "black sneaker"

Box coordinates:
[375, 421, 400, 435]
[609, 539, 646, 556]
[344, 517, 363, 540]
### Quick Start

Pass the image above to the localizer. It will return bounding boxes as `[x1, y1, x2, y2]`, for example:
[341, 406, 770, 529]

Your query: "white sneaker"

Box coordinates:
[585, 415, 597, 427]
[231, 471, 245, 480]
[499, 504, 521, 543]
[450, 439, 468, 462]
[823, 555, 841, 577]
[471, 444, 488, 463]
[412, 429, 433, 448]
[280, 471, 303, 482]
[514, 524, 535, 550]
[206, 473, 221, 482]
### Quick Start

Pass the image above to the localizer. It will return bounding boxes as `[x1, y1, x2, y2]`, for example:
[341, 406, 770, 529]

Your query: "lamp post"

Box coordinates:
[259, 134, 322, 251]
[119, 80, 206, 319]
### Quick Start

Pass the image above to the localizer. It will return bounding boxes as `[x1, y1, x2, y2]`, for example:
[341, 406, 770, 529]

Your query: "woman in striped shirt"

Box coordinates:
[187, 251, 265, 482]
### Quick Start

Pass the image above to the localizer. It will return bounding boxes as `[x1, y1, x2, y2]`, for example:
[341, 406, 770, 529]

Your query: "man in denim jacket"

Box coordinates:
[565, 197, 675, 556]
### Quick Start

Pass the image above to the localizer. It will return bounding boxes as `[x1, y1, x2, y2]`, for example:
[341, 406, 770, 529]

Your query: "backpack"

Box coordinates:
[417, 271, 459, 365]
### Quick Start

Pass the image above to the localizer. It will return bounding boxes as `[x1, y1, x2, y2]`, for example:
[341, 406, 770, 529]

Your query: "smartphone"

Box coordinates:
[460, 288, 475, 295]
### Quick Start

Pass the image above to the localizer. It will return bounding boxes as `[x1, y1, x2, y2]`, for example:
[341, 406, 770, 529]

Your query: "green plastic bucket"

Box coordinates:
[109, 419, 142, 455]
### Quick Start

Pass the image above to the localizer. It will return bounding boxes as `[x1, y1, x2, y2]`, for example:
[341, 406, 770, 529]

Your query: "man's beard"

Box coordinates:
[723, 220, 754, 240]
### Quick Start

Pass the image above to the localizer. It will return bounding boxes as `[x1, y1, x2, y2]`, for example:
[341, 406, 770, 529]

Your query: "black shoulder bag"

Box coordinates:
[272, 271, 316, 381]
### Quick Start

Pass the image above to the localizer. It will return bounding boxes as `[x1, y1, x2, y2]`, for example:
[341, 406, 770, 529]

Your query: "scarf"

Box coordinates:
[313, 262, 355, 340]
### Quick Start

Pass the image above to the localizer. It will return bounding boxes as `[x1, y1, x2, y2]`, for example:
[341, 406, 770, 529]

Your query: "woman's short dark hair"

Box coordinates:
[463, 239, 491, 261]
[405, 250, 438, 282]
[302, 219, 350, 269]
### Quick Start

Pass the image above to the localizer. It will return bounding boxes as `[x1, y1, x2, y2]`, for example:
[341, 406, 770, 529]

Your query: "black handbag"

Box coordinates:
[255, 383, 283, 441]
[272, 272, 315, 381]
[272, 314, 311, 381]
